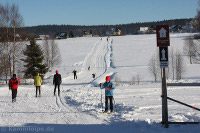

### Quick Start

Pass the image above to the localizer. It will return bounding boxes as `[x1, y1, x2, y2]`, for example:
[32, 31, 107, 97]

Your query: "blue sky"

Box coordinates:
[0, 0, 199, 26]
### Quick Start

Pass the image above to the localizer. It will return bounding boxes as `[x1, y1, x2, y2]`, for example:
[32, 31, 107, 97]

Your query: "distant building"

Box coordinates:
[37, 35, 50, 40]
[83, 31, 93, 37]
[92, 35, 100, 37]
[139, 27, 149, 33]
[185, 21, 197, 33]
[106, 28, 121, 36]
[138, 26, 155, 34]
[170, 25, 184, 33]
[56, 32, 67, 39]
[114, 28, 121, 36]
[148, 26, 156, 33]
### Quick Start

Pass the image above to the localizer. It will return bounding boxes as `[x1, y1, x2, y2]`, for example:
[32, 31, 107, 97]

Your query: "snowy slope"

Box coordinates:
[1, 33, 200, 133]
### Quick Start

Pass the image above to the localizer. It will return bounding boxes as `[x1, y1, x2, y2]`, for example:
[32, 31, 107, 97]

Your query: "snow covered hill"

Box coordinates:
[1, 33, 200, 133]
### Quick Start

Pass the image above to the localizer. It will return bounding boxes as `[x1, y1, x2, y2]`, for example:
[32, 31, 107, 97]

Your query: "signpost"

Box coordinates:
[156, 25, 169, 128]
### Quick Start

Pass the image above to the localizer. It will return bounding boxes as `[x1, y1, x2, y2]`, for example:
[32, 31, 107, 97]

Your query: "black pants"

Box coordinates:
[54, 84, 60, 95]
[36, 86, 41, 96]
[105, 96, 113, 112]
[12, 89, 17, 100]
[74, 74, 77, 79]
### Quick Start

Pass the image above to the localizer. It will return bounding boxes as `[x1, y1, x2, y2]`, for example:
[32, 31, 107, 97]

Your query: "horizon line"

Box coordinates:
[23, 18, 193, 27]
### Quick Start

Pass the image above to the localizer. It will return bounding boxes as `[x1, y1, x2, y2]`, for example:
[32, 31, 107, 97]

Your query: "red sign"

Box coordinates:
[156, 25, 170, 47]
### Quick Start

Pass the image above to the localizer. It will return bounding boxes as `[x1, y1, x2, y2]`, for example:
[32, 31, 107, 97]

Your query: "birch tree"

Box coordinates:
[175, 51, 185, 80]
[148, 53, 160, 82]
[183, 37, 196, 64]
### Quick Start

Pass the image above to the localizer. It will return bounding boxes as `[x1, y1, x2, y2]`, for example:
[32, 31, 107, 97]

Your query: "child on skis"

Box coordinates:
[99, 76, 116, 113]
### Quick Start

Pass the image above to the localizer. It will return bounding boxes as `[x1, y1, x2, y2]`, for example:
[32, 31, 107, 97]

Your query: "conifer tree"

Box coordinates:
[22, 37, 48, 79]
[68, 31, 74, 38]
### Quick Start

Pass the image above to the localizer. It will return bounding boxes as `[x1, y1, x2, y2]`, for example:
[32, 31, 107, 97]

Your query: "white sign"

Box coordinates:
[159, 28, 167, 38]
[161, 49, 167, 60]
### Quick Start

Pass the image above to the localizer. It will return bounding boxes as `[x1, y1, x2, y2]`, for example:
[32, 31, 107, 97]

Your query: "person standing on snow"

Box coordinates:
[99, 76, 116, 113]
[92, 73, 95, 78]
[34, 72, 42, 97]
[53, 70, 62, 96]
[8, 74, 20, 103]
[73, 70, 77, 79]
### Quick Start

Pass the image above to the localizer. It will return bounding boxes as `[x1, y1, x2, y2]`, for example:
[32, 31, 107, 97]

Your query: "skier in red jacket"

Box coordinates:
[8, 74, 20, 103]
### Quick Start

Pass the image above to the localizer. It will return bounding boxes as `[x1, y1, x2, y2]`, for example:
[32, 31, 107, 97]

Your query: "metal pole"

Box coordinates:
[167, 97, 200, 111]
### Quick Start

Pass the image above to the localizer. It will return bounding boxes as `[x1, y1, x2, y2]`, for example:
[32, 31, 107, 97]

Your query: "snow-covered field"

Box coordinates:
[1, 33, 200, 133]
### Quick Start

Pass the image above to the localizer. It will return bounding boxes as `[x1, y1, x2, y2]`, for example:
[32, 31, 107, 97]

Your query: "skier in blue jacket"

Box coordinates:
[99, 76, 116, 113]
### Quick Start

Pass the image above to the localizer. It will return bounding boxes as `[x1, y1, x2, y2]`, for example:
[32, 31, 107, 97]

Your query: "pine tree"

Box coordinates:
[22, 37, 48, 79]
[68, 31, 74, 38]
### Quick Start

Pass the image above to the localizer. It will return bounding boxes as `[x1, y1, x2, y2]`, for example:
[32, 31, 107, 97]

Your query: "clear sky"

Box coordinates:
[0, 0, 199, 26]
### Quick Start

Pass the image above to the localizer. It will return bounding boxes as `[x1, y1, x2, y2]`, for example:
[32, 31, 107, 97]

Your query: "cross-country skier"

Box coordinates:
[53, 70, 62, 96]
[73, 70, 77, 79]
[99, 76, 116, 113]
[8, 74, 20, 103]
[92, 73, 95, 78]
[34, 72, 42, 97]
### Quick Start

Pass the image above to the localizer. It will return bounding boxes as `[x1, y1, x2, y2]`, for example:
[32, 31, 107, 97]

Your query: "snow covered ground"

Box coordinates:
[1, 33, 200, 133]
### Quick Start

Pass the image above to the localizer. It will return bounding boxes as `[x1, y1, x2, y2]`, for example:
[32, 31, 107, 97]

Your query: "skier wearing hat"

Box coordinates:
[53, 70, 62, 96]
[8, 74, 20, 102]
[99, 76, 116, 113]
[34, 72, 42, 97]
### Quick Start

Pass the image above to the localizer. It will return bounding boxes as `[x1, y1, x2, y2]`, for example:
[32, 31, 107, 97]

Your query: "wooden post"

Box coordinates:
[161, 68, 164, 124]
[162, 68, 168, 128]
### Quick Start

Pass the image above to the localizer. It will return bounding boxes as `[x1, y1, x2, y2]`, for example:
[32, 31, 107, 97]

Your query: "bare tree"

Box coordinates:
[50, 39, 61, 69]
[10, 3, 24, 74]
[148, 53, 160, 82]
[183, 37, 196, 64]
[175, 50, 185, 81]
[193, 0, 200, 32]
[0, 4, 11, 82]
[42, 39, 61, 71]
[0, 3, 24, 82]
[43, 38, 51, 69]
[169, 47, 176, 80]
[129, 76, 135, 85]
[136, 74, 141, 85]
[114, 74, 121, 86]
[192, 39, 200, 63]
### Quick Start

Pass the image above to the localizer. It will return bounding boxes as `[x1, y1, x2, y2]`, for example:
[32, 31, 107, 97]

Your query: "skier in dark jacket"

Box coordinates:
[53, 70, 62, 96]
[99, 76, 116, 113]
[8, 74, 20, 103]
[92, 73, 95, 78]
[73, 70, 77, 79]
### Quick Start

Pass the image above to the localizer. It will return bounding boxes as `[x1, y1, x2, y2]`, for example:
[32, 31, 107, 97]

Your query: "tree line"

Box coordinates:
[23, 18, 192, 37]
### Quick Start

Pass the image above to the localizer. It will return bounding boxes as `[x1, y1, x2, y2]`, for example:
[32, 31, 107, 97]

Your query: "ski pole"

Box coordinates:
[113, 97, 117, 112]
[101, 88, 104, 112]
